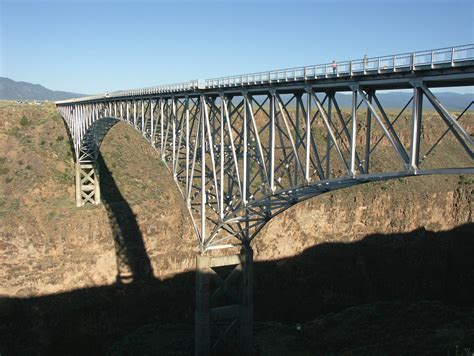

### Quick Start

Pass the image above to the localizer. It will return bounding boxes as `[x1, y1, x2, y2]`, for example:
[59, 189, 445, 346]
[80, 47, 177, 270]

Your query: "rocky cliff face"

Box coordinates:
[255, 177, 472, 261]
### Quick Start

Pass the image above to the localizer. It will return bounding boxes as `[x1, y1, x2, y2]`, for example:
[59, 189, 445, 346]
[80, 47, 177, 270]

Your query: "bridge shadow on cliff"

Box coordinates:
[97, 152, 154, 283]
[1, 224, 473, 355]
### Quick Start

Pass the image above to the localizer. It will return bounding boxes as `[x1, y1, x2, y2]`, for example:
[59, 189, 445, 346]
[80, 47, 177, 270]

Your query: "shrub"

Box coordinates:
[459, 175, 473, 185]
[20, 116, 29, 126]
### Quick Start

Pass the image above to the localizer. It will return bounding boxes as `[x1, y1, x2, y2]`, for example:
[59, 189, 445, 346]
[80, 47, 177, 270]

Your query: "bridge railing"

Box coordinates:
[56, 44, 474, 105]
[203, 44, 474, 88]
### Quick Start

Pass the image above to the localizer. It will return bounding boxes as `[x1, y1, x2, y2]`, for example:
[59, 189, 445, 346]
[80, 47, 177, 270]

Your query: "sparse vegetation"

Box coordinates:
[459, 175, 474, 185]
[20, 115, 29, 126]
[55, 171, 72, 185]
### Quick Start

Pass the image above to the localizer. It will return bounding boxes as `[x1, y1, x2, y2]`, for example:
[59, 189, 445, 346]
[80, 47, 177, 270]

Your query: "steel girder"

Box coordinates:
[57, 78, 473, 252]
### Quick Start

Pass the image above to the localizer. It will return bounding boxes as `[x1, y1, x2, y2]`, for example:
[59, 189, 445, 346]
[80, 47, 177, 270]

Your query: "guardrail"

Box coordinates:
[56, 44, 474, 104]
[204, 44, 474, 88]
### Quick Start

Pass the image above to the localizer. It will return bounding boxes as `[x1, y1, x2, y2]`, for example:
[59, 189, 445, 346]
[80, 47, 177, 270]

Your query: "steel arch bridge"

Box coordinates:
[57, 44, 474, 354]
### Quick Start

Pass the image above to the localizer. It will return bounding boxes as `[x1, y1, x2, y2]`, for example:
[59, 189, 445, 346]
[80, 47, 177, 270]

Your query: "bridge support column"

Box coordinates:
[195, 245, 253, 355]
[75, 162, 101, 207]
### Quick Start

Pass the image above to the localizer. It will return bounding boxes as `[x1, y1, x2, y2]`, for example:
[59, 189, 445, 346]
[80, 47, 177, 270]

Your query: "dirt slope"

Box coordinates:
[0, 101, 195, 297]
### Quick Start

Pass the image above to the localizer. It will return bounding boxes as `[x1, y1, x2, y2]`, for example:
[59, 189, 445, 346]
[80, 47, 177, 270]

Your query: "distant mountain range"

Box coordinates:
[0, 77, 471, 110]
[0, 77, 86, 101]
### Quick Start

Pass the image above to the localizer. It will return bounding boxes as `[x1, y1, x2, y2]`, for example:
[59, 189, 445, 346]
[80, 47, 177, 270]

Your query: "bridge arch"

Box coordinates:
[78, 116, 121, 162]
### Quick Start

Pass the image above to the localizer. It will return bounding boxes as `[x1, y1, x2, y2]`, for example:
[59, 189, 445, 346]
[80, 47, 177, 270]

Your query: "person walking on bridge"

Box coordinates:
[332, 60, 337, 74]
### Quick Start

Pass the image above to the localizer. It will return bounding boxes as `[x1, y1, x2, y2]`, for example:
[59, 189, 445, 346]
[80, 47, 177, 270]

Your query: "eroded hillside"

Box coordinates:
[0, 101, 195, 296]
[1, 101, 472, 294]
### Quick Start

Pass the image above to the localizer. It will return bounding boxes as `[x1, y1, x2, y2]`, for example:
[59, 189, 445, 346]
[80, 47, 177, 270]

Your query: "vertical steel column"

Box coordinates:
[269, 91, 275, 192]
[185, 96, 190, 202]
[172, 97, 177, 174]
[410, 84, 423, 172]
[200, 96, 207, 249]
[141, 100, 145, 133]
[78, 105, 83, 142]
[160, 98, 164, 156]
[219, 94, 225, 219]
[294, 93, 300, 185]
[73, 106, 78, 158]
[126, 101, 129, 124]
[350, 89, 358, 177]
[133, 101, 137, 128]
[305, 89, 311, 182]
[150, 98, 154, 143]
[364, 91, 373, 173]
[326, 93, 332, 179]
[243, 93, 248, 205]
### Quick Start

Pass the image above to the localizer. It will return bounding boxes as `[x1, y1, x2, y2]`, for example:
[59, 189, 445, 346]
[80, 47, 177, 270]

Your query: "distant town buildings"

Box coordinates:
[14, 100, 44, 105]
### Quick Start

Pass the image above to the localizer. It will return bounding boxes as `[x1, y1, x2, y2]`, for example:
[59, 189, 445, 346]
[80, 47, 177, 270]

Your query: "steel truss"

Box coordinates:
[56, 45, 474, 253]
[58, 79, 473, 251]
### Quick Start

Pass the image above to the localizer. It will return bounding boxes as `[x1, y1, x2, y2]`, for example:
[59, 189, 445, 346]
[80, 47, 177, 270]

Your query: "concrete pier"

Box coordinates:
[195, 246, 253, 355]
[75, 162, 100, 207]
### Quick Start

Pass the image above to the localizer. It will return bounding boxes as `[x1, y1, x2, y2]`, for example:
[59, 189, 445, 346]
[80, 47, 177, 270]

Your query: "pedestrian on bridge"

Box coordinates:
[332, 60, 337, 74]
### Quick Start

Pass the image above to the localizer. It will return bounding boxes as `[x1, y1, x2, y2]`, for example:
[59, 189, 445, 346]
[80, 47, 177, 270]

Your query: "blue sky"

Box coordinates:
[1, 0, 473, 94]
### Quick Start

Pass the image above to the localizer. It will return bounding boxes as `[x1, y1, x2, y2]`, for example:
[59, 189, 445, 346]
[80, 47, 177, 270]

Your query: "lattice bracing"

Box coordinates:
[57, 45, 474, 252]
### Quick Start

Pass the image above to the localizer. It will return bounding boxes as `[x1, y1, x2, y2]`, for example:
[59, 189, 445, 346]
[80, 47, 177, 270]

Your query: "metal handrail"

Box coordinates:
[56, 44, 474, 104]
